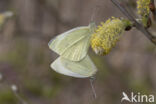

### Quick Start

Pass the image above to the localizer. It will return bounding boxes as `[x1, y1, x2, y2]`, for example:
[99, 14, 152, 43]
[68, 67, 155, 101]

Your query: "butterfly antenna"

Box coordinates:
[90, 7, 97, 23]
[90, 0, 100, 23]
[89, 76, 97, 99]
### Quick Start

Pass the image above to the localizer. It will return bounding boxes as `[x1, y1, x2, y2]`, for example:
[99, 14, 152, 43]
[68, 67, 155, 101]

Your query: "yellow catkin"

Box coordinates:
[137, 0, 151, 26]
[137, 0, 150, 17]
[90, 17, 127, 55]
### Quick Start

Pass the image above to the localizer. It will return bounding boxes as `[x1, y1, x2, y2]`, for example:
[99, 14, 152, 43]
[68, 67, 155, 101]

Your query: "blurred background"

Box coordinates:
[0, 0, 156, 104]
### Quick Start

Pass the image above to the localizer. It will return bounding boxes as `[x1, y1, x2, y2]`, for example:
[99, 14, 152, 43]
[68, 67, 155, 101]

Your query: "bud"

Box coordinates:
[90, 17, 131, 55]
[11, 84, 18, 92]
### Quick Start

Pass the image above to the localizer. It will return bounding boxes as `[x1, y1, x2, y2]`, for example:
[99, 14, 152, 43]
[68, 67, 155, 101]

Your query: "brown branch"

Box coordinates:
[149, 0, 156, 20]
[111, 0, 156, 45]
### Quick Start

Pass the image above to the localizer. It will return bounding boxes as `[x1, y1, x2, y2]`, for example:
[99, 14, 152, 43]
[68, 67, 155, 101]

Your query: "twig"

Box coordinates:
[111, 0, 156, 45]
[11, 85, 28, 104]
[150, 0, 156, 20]
[0, 73, 29, 104]
[151, 0, 154, 3]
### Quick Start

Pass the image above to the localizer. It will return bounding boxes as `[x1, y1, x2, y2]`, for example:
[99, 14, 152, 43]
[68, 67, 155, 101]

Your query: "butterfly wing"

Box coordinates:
[51, 55, 97, 78]
[62, 35, 91, 61]
[48, 26, 92, 61]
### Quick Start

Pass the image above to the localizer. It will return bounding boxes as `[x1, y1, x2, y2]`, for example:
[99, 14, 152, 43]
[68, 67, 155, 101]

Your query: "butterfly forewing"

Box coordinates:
[48, 26, 92, 61]
[62, 35, 91, 61]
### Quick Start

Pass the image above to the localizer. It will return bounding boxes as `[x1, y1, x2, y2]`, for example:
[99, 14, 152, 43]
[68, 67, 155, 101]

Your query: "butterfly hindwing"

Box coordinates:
[51, 55, 97, 78]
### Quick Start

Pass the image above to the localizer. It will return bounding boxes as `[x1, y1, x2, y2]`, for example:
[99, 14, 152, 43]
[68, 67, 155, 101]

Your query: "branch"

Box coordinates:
[150, 0, 156, 20]
[0, 73, 29, 104]
[111, 0, 156, 45]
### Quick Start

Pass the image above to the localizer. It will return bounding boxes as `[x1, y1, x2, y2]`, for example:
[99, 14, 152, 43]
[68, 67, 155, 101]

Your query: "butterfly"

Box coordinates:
[48, 22, 97, 78]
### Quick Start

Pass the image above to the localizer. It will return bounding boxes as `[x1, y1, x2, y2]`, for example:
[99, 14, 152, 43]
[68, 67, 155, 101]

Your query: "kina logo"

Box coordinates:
[121, 92, 155, 103]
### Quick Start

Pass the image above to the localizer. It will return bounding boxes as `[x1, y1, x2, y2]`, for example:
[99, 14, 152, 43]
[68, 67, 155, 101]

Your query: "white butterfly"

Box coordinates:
[48, 22, 97, 78]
